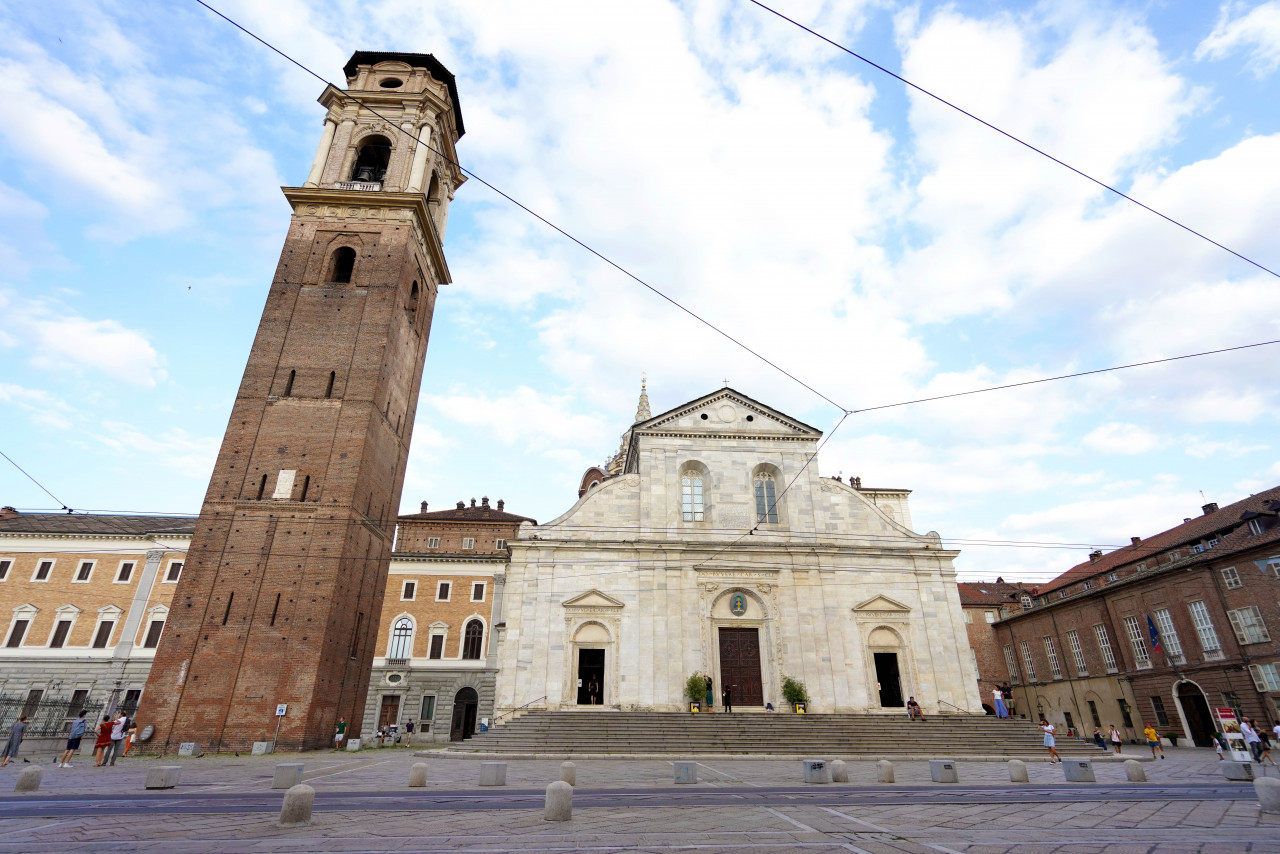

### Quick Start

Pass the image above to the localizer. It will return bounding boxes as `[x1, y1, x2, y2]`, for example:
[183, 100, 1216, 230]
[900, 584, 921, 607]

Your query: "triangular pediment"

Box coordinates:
[853, 595, 910, 613]
[562, 589, 625, 609]
[637, 388, 822, 437]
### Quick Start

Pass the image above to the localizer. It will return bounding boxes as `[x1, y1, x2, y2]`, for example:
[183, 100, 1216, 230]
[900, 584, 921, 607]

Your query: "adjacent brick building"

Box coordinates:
[993, 487, 1280, 745]
[957, 579, 1034, 712]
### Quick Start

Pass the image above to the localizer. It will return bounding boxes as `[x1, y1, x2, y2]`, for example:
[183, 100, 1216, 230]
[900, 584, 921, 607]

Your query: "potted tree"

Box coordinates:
[685, 673, 707, 713]
[781, 676, 810, 713]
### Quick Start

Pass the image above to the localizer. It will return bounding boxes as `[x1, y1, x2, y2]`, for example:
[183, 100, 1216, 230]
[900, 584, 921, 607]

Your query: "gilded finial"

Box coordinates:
[635, 374, 651, 422]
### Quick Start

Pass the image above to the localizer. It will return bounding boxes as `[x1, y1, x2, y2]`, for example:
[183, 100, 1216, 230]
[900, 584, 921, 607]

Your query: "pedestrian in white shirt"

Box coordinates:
[1241, 719, 1262, 763]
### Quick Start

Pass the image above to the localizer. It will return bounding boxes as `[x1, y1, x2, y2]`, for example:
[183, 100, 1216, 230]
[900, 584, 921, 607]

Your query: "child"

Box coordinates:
[1214, 734, 1224, 761]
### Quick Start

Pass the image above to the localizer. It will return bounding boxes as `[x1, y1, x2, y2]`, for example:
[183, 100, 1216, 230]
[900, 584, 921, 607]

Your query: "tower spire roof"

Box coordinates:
[634, 374, 651, 423]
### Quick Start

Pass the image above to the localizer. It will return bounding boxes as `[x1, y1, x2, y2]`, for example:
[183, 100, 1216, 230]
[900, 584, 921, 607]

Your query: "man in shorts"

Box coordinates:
[906, 697, 925, 721]
[1143, 724, 1165, 759]
[59, 710, 88, 768]
[404, 718, 414, 746]
[334, 717, 347, 749]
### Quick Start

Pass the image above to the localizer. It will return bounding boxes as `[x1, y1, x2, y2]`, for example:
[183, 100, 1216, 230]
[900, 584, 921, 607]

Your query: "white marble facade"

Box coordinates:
[495, 389, 982, 715]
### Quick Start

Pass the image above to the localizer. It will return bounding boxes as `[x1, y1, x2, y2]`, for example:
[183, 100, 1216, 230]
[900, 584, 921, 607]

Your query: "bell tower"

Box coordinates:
[140, 52, 465, 752]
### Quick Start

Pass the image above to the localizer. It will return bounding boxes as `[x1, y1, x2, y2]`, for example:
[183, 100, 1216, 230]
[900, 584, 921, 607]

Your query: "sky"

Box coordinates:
[1, 0, 1278, 585]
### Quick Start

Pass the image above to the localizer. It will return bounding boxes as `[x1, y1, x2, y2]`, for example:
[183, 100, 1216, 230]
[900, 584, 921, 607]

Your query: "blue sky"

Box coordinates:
[1, 0, 1278, 583]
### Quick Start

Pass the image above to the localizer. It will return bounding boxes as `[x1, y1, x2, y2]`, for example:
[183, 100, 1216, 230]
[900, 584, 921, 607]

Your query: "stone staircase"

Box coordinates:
[446, 711, 1109, 758]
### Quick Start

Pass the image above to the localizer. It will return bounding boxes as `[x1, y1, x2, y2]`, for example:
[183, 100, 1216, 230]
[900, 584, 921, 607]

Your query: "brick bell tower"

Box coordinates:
[140, 52, 465, 752]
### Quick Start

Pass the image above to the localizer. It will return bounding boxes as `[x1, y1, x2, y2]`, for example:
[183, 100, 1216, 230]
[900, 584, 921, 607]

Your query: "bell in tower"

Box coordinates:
[138, 52, 465, 752]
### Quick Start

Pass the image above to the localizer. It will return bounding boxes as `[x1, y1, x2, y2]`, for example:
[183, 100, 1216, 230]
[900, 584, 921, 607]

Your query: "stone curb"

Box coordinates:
[426, 751, 1151, 763]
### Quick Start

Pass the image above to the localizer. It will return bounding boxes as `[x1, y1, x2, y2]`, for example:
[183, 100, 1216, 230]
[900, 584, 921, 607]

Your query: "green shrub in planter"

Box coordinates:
[685, 673, 707, 704]
[781, 676, 809, 709]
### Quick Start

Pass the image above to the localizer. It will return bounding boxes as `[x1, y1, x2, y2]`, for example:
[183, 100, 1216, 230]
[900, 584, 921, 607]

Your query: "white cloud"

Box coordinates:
[424, 386, 612, 454]
[1082, 422, 1164, 455]
[96, 423, 220, 480]
[1196, 1, 1280, 77]
[1184, 438, 1269, 459]
[0, 383, 75, 430]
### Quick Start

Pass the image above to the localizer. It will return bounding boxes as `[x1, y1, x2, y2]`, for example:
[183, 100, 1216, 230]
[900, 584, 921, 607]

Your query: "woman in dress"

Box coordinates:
[993, 687, 1009, 718]
[93, 715, 113, 766]
[1040, 718, 1061, 763]
[1, 716, 28, 767]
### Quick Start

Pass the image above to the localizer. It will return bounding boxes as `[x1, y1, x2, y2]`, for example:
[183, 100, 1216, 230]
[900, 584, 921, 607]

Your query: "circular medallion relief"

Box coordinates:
[730, 593, 748, 616]
[386, 672, 404, 685]
[718, 404, 736, 422]
[138, 724, 155, 743]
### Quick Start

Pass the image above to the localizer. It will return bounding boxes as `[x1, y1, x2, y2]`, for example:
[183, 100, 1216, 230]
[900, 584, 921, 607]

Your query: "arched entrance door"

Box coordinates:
[1175, 682, 1214, 747]
[449, 687, 479, 742]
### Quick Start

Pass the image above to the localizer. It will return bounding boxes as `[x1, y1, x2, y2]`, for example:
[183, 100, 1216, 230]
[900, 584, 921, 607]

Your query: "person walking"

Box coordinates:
[704, 675, 714, 713]
[1257, 726, 1276, 767]
[334, 717, 347, 749]
[92, 715, 112, 766]
[1143, 724, 1165, 760]
[60, 710, 89, 768]
[1109, 725, 1123, 755]
[105, 711, 129, 765]
[1040, 718, 1061, 763]
[722, 684, 733, 714]
[993, 687, 1009, 719]
[0, 716, 27, 767]
[1242, 719, 1263, 763]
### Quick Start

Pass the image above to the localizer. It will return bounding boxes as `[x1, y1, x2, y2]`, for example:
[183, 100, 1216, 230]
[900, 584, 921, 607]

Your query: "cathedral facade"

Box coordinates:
[495, 387, 982, 715]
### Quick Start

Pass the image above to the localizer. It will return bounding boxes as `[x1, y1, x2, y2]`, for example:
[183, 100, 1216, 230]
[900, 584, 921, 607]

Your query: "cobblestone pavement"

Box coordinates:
[0, 745, 1276, 852]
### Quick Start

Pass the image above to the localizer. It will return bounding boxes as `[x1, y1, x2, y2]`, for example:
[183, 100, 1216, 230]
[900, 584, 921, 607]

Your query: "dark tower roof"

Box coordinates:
[343, 51, 465, 137]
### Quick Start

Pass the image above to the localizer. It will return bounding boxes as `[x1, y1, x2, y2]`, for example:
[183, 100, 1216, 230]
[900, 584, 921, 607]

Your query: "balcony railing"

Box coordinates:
[385, 658, 408, 668]
[333, 181, 382, 192]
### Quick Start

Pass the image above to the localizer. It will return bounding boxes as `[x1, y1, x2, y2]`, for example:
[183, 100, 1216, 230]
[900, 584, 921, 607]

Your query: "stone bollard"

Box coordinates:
[145, 766, 182, 790]
[252, 742, 274, 756]
[409, 762, 428, 787]
[273, 764, 304, 790]
[14, 767, 42, 793]
[801, 759, 831, 784]
[1256, 777, 1280, 815]
[345, 738, 361, 752]
[1124, 760, 1147, 782]
[560, 761, 576, 786]
[279, 783, 315, 827]
[830, 759, 848, 783]
[929, 759, 958, 783]
[479, 762, 507, 787]
[1222, 760, 1255, 782]
[876, 760, 895, 784]
[544, 780, 573, 821]
[1062, 759, 1095, 783]
[178, 742, 201, 757]
[1008, 759, 1028, 783]
[673, 760, 697, 784]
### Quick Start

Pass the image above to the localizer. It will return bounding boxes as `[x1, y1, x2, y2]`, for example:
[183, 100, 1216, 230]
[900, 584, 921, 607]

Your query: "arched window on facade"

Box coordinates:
[461, 620, 484, 659]
[331, 247, 356, 283]
[350, 135, 392, 183]
[388, 618, 414, 660]
[681, 472, 704, 522]
[754, 472, 778, 523]
[407, 280, 419, 317]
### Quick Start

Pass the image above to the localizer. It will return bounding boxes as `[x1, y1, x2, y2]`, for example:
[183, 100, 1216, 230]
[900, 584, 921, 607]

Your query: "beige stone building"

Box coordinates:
[495, 387, 982, 716]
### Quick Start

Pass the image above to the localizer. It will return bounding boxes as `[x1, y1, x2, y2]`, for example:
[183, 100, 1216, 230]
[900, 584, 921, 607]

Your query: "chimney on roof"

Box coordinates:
[457, 501, 465, 510]
[497, 499, 504, 511]
[481, 496, 490, 509]
[1089, 549, 1103, 562]
[420, 501, 428, 513]
[1131, 536, 1141, 545]
[0, 506, 18, 519]
[1184, 518, 1192, 523]
[996, 576, 1004, 583]
[1202, 502, 1219, 515]
[470, 498, 476, 508]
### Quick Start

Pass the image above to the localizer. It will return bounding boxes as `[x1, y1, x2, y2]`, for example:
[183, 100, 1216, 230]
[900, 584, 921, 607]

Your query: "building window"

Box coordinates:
[1150, 695, 1170, 727]
[1093, 624, 1118, 673]
[74, 561, 94, 582]
[1066, 629, 1087, 676]
[92, 621, 114, 649]
[32, 560, 54, 582]
[754, 473, 778, 524]
[427, 537, 440, 549]
[461, 538, 475, 550]
[49, 619, 73, 648]
[164, 561, 183, 582]
[115, 562, 135, 583]
[1117, 699, 1134, 728]
[428, 634, 445, 659]
[436, 582, 451, 601]
[1087, 699, 1101, 728]
[401, 581, 416, 601]
[420, 694, 436, 721]
[461, 620, 484, 660]
[330, 246, 357, 283]
[681, 473, 704, 522]
[984, 610, 996, 623]
[1268, 559, 1280, 578]
[142, 620, 165, 648]
[1020, 594, 1033, 610]
[963, 610, 972, 624]
[0, 559, 10, 581]
[1228, 606, 1271, 645]
[1019, 640, 1037, 682]
[495, 539, 507, 551]
[1044, 636, 1063, 679]
[1082, 580, 1092, 590]
[1188, 601, 1224, 660]
[1123, 616, 1151, 668]
[1136, 562, 1147, 571]
[1249, 663, 1280, 692]
[350, 135, 392, 183]
[388, 618, 414, 660]
[1003, 645, 1019, 683]
[6, 620, 29, 647]
[1221, 566, 1242, 589]
[70, 689, 89, 710]
[1152, 608, 1185, 663]
[1106, 572, 1118, 582]
[1248, 519, 1264, 536]
[471, 582, 485, 602]
[121, 689, 141, 716]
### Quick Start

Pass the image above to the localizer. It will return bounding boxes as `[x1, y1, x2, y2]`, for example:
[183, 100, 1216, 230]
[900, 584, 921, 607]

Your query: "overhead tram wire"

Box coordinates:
[190, 0, 849, 416]
[1, 449, 73, 513]
[744, 0, 1280, 281]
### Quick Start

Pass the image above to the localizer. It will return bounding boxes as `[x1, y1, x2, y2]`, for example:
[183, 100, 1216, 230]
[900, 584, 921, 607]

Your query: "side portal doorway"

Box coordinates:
[874, 652, 904, 708]
[449, 687, 479, 741]
[577, 648, 605, 705]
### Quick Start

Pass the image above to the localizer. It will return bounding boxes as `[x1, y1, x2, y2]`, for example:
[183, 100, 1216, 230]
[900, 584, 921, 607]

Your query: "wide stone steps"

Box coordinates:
[448, 711, 1105, 757]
